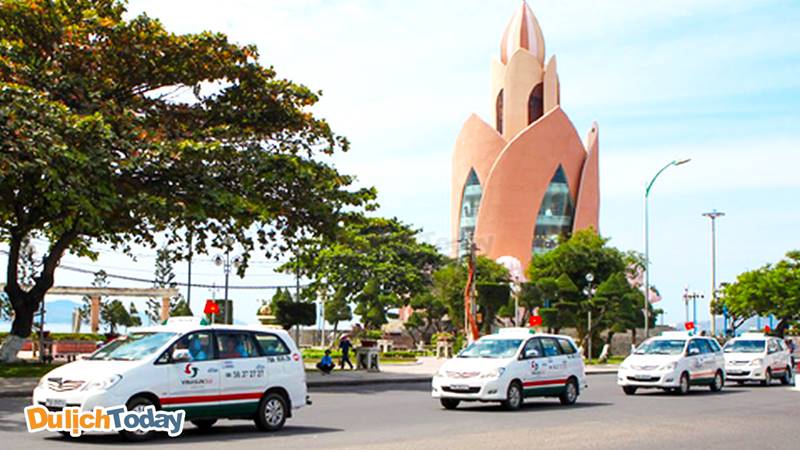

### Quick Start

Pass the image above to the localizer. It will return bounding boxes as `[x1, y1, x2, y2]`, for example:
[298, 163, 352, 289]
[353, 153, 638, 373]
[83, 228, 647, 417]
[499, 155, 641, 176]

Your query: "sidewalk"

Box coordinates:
[0, 357, 619, 398]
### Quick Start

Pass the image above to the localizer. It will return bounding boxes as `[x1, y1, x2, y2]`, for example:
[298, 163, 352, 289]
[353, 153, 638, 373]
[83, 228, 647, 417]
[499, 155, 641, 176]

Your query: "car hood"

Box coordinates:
[623, 354, 681, 367]
[723, 352, 763, 362]
[441, 357, 511, 374]
[41, 359, 144, 382]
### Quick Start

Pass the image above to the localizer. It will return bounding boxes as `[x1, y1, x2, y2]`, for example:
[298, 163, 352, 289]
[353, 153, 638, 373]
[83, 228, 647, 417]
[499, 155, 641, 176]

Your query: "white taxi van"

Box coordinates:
[32, 318, 308, 440]
[723, 332, 793, 386]
[432, 329, 587, 410]
[618, 331, 725, 395]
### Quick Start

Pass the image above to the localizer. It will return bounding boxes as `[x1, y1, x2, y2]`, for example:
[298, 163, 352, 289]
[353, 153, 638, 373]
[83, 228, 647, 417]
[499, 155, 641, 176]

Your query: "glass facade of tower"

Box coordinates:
[459, 169, 482, 255]
[532, 166, 574, 255]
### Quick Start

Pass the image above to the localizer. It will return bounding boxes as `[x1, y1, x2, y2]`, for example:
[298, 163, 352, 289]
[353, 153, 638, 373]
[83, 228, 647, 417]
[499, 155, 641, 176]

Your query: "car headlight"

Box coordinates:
[620, 361, 631, 370]
[435, 368, 447, 378]
[658, 362, 678, 372]
[749, 358, 763, 367]
[36, 376, 48, 389]
[82, 374, 122, 391]
[480, 367, 505, 379]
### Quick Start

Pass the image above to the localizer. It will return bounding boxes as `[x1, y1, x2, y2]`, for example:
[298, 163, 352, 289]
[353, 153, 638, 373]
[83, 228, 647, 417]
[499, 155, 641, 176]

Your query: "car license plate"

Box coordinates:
[450, 384, 470, 391]
[46, 398, 66, 408]
[634, 374, 653, 380]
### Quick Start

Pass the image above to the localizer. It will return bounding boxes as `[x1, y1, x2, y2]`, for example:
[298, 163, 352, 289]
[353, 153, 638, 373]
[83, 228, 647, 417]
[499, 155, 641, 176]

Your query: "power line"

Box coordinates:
[0, 249, 306, 290]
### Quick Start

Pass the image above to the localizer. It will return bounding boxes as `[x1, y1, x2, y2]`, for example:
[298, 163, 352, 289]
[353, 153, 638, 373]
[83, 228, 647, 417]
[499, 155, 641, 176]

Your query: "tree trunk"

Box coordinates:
[775, 318, 790, 338]
[0, 290, 42, 362]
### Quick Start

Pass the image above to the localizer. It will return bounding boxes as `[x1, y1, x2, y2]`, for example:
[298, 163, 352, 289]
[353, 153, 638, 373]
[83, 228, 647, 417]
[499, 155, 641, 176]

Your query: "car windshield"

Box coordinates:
[458, 339, 522, 359]
[89, 332, 177, 361]
[724, 340, 765, 353]
[634, 339, 686, 355]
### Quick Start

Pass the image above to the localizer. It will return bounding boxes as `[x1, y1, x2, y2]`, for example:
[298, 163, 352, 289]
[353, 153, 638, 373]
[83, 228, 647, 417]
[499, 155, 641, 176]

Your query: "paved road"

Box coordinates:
[1, 375, 798, 449]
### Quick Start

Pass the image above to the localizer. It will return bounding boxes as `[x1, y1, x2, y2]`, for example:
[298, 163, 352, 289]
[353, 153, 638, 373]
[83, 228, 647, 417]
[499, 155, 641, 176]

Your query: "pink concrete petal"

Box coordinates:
[474, 106, 587, 268]
[573, 123, 600, 234]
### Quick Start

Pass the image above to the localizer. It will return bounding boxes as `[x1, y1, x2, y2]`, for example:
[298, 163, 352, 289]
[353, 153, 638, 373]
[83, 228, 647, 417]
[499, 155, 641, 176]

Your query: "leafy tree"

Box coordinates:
[405, 291, 449, 344]
[80, 270, 109, 326]
[101, 299, 141, 334]
[146, 246, 186, 323]
[324, 288, 352, 336]
[527, 229, 644, 354]
[431, 256, 509, 333]
[170, 298, 193, 317]
[284, 216, 443, 329]
[272, 289, 316, 331]
[476, 282, 511, 334]
[0, 0, 373, 360]
[720, 251, 800, 337]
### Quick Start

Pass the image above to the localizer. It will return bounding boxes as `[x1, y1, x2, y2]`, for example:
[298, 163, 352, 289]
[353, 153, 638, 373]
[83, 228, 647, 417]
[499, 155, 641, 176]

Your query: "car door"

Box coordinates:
[160, 330, 221, 419]
[216, 330, 266, 417]
[518, 338, 546, 395]
[686, 339, 705, 382]
[556, 337, 582, 378]
[253, 331, 294, 385]
[706, 338, 725, 374]
[538, 337, 567, 389]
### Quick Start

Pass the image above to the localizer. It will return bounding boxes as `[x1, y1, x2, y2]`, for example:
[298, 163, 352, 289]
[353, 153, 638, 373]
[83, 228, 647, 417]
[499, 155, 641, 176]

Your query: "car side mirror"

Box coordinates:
[523, 349, 540, 359]
[172, 349, 191, 363]
[688, 348, 700, 356]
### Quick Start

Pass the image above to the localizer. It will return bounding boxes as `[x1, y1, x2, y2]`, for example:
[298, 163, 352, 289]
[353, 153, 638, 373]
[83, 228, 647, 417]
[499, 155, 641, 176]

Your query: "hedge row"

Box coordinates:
[0, 332, 105, 342]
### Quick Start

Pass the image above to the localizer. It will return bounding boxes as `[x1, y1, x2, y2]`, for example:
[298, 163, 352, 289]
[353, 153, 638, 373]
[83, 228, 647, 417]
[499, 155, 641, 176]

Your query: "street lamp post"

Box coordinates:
[702, 210, 725, 336]
[644, 158, 691, 338]
[584, 273, 596, 361]
[214, 237, 242, 325]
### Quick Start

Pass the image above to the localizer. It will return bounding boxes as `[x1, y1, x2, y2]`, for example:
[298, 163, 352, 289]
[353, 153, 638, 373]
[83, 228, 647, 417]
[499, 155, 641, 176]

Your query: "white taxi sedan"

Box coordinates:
[724, 333, 794, 386]
[432, 329, 587, 410]
[618, 332, 725, 395]
[32, 318, 308, 440]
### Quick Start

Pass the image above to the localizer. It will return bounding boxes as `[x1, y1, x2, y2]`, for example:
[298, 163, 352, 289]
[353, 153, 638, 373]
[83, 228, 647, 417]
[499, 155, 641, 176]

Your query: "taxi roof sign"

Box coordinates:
[660, 331, 692, 338]
[165, 316, 203, 326]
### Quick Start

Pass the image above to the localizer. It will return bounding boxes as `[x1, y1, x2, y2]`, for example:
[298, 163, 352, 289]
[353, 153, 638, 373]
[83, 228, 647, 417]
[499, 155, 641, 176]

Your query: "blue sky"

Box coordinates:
[3, 0, 799, 330]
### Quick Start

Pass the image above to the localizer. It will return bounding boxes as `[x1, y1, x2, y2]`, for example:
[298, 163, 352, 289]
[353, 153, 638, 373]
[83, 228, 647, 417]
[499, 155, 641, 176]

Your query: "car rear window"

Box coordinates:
[557, 338, 577, 354]
[539, 337, 562, 357]
[254, 333, 290, 356]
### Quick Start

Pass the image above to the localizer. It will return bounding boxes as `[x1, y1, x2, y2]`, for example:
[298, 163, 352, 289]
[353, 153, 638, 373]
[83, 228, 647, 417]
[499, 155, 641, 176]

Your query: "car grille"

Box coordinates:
[446, 371, 480, 379]
[729, 361, 750, 366]
[37, 401, 81, 412]
[47, 378, 84, 392]
[631, 365, 658, 371]
[627, 376, 660, 382]
[442, 386, 481, 394]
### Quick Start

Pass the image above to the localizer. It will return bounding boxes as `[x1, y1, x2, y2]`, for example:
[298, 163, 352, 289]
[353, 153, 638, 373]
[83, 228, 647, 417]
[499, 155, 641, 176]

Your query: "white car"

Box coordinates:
[618, 332, 725, 395]
[723, 333, 794, 386]
[432, 329, 587, 410]
[32, 318, 308, 440]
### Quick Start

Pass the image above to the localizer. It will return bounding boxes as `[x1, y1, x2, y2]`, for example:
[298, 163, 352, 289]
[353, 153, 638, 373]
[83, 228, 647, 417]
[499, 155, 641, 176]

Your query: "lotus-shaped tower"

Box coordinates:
[451, 1, 599, 270]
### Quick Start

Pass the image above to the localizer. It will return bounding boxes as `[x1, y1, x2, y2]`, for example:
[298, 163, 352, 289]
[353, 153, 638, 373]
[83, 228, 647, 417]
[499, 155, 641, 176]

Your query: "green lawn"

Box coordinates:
[0, 362, 59, 378]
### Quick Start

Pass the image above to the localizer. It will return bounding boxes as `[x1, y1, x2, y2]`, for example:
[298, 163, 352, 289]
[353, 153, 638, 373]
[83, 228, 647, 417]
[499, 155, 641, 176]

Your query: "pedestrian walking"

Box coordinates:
[316, 349, 335, 375]
[339, 335, 354, 370]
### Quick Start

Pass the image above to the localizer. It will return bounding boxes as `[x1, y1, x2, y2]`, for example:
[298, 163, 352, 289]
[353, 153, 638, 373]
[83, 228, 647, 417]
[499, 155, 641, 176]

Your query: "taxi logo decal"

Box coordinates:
[184, 363, 199, 378]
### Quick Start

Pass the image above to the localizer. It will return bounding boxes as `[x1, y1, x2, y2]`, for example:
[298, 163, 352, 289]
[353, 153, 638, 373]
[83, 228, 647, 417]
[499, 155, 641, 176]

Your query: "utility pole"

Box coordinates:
[584, 273, 595, 361]
[702, 210, 725, 336]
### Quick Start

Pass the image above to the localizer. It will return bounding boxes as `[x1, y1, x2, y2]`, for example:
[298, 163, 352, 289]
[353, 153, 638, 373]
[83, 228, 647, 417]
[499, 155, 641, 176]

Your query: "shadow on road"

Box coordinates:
[42, 424, 342, 445]
[632, 389, 744, 397]
[453, 400, 612, 413]
[312, 381, 430, 395]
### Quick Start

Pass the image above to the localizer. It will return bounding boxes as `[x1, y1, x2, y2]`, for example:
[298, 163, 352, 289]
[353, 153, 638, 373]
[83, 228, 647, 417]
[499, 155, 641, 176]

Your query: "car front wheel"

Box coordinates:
[622, 386, 637, 396]
[761, 369, 772, 387]
[709, 371, 724, 392]
[440, 398, 460, 410]
[559, 379, 578, 405]
[502, 381, 523, 411]
[120, 396, 158, 442]
[677, 372, 690, 395]
[255, 393, 287, 432]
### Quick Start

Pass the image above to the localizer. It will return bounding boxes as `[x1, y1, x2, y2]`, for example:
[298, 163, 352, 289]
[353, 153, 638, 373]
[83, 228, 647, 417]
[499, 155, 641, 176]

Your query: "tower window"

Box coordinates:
[495, 90, 503, 134]
[528, 83, 544, 124]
